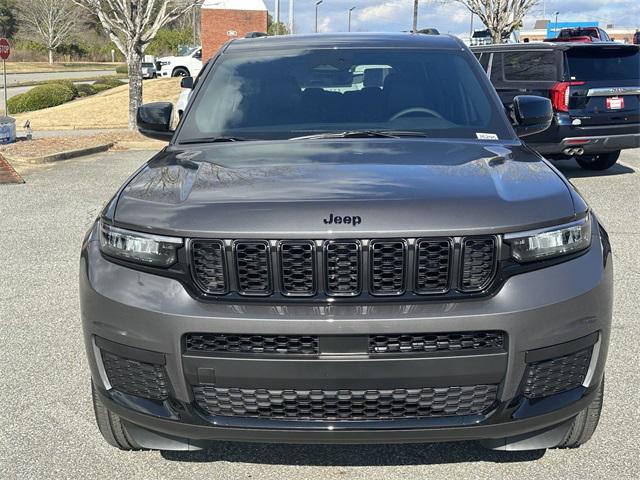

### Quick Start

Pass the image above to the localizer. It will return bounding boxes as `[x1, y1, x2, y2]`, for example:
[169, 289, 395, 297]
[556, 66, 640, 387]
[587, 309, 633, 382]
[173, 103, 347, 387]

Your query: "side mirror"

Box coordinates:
[136, 102, 174, 141]
[180, 76, 194, 89]
[512, 95, 553, 137]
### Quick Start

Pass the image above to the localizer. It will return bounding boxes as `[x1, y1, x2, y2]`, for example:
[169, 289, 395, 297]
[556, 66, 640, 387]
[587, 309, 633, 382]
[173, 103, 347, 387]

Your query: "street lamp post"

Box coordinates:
[315, 0, 323, 34]
[554, 11, 560, 38]
[348, 6, 356, 32]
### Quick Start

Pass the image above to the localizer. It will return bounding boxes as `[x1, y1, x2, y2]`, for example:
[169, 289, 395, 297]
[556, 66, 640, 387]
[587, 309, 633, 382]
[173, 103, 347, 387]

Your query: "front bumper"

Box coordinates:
[80, 222, 613, 448]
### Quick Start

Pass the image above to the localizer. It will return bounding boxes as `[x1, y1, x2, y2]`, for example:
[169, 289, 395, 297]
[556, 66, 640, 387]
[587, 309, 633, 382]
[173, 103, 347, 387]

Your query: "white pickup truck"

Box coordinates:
[156, 47, 203, 78]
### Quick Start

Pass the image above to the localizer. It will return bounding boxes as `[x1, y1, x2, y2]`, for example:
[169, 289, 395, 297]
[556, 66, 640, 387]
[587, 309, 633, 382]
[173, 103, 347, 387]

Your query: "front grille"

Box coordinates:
[280, 241, 316, 295]
[235, 241, 271, 295]
[325, 241, 361, 296]
[191, 240, 227, 294]
[522, 347, 592, 399]
[101, 351, 169, 400]
[189, 237, 499, 299]
[369, 331, 505, 354]
[185, 333, 319, 355]
[370, 240, 406, 295]
[193, 384, 498, 420]
[460, 237, 497, 292]
[415, 239, 451, 293]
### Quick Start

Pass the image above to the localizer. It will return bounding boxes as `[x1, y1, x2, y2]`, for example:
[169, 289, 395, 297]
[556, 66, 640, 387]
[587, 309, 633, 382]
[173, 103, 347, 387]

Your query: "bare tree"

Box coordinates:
[454, 0, 538, 43]
[17, 0, 79, 64]
[74, 0, 198, 130]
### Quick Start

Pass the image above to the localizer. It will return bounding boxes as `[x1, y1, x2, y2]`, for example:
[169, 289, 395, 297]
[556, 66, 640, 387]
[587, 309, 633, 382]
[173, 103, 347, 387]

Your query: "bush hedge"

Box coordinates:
[49, 80, 78, 98]
[93, 76, 126, 89]
[115, 65, 128, 74]
[76, 84, 97, 97]
[7, 84, 76, 114]
[91, 83, 113, 93]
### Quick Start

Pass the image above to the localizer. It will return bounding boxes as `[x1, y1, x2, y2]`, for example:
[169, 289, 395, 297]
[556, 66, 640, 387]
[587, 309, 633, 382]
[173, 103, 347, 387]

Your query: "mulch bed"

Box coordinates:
[0, 154, 24, 184]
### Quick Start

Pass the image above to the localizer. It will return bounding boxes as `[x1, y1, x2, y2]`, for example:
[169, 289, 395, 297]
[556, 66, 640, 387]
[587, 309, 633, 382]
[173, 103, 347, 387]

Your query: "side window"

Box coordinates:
[503, 51, 556, 81]
[476, 52, 490, 72]
[489, 53, 503, 83]
[600, 29, 610, 41]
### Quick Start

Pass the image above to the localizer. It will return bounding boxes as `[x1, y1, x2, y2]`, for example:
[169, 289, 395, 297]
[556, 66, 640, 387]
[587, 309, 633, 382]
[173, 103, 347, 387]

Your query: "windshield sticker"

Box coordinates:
[476, 133, 499, 140]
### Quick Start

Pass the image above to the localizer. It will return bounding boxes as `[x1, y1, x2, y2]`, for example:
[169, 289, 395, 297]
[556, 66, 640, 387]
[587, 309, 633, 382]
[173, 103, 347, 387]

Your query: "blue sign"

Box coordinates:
[547, 21, 599, 38]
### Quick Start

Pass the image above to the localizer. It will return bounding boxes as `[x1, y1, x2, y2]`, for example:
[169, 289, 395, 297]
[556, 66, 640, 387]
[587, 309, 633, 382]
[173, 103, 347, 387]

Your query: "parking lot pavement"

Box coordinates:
[0, 149, 638, 479]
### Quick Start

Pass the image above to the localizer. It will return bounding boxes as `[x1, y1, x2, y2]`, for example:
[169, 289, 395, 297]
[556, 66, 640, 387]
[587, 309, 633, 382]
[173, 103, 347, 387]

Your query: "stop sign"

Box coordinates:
[0, 38, 9, 60]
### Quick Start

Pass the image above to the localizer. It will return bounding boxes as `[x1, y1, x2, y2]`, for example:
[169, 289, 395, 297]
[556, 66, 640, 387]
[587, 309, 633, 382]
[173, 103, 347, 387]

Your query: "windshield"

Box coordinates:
[567, 47, 640, 81]
[177, 49, 510, 142]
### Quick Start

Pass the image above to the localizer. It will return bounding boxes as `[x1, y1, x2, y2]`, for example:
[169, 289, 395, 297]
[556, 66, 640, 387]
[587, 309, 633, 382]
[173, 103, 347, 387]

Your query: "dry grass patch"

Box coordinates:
[14, 78, 182, 130]
[6, 62, 122, 73]
[0, 132, 166, 162]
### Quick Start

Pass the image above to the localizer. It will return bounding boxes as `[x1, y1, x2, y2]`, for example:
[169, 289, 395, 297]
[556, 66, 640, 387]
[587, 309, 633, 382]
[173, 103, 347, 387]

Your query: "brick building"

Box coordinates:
[201, 0, 269, 60]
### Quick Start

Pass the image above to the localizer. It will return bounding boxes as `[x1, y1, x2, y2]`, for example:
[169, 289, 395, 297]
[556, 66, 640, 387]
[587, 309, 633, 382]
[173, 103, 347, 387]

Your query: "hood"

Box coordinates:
[114, 139, 577, 238]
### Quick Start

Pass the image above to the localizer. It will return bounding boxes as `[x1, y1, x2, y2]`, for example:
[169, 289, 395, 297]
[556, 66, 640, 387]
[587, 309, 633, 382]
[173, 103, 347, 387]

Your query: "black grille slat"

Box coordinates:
[186, 333, 319, 355]
[101, 351, 169, 400]
[280, 241, 316, 295]
[460, 237, 496, 292]
[369, 331, 505, 354]
[191, 240, 227, 294]
[190, 236, 499, 298]
[523, 348, 592, 399]
[235, 241, 271, 295]
[415, 239, 451, 294]
[193, 385, 498, 420]
[325, 241, 361, 296]
[370, 240, 406, 295]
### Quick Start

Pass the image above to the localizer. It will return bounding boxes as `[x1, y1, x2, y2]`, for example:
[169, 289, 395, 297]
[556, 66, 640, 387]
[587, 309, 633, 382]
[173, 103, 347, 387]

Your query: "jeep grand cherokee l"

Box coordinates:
[473, 42, 640, 170]
[81, 34, 612, 452]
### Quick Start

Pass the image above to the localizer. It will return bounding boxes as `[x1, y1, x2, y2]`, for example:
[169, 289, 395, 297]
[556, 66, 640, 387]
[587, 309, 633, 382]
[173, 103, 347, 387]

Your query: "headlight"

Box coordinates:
[160, 61, 170, 66]
[99, 221, 182, 267]
[504, 214, 592, 262]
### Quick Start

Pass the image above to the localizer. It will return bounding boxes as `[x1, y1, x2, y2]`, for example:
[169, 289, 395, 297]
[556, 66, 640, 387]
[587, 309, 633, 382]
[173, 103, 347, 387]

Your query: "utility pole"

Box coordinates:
[288, 0, 294, 34]
[554, 11, 560, 37]
[469, 12, 474, 38]
[412, 0, 418, 33]
[315, 0, 323, 34]
[348, 6, 356, 32]
[275, 0, 280, 35]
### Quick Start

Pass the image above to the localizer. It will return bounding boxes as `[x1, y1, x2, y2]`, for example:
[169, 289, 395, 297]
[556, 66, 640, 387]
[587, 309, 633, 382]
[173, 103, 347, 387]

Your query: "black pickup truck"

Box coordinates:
[473, 42, 640, 170]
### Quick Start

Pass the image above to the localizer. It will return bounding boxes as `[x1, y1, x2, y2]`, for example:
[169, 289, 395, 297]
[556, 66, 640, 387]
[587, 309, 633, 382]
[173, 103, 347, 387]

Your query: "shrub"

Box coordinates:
[7, 93, 27, 115]
[7, 84, 75, 113]
[49, 80, 78, 98]
[76, 83, 96, 97]
[115, 64, 128, 74]
[93, 76, 126, 88]
[92, 83, 114, 93]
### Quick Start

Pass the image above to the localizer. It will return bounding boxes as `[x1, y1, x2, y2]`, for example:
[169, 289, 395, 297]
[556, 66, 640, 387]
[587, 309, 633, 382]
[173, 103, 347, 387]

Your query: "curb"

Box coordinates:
[5, 142, 115, 164]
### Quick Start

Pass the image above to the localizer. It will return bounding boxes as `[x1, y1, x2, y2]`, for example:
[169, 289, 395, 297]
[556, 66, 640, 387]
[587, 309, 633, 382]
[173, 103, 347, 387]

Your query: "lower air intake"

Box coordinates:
[193, 384, 498, 420]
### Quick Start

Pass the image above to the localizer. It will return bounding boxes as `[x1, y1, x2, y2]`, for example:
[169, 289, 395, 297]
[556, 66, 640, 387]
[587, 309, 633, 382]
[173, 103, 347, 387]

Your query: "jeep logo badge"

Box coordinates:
[323, 213, 362, 226]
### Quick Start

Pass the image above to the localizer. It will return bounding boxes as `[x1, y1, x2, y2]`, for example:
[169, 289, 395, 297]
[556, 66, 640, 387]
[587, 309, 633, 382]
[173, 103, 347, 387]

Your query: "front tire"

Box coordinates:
[555, 377, 604, 449]
[172, 67, 190, 77]
[92, 381, 142, 451]
[576, 151, 620, 171]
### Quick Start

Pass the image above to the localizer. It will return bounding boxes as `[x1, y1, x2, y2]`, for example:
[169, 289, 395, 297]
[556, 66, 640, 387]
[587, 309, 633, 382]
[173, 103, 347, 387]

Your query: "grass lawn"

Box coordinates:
[14, 78, 182, 130]
[5, 62, 124, 74]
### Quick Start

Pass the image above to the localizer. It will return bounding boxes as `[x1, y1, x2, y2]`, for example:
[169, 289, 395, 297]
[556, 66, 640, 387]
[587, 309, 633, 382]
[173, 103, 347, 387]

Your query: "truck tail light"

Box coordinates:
[549, 81, 585, 112]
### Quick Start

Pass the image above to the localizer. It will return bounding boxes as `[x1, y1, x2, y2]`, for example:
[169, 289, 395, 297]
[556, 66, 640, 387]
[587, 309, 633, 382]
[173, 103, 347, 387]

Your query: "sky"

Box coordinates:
[263, 0, 640, 37]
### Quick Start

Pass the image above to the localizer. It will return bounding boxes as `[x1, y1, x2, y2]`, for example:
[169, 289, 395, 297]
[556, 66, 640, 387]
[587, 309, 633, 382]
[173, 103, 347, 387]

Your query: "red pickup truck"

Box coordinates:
[546, 27, 612, 43]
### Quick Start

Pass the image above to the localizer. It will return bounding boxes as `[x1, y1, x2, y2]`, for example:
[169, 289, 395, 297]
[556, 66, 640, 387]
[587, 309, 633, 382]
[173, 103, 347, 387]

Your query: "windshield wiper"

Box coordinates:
[289, 130, 429, 140]
[179, 136, 249, 145]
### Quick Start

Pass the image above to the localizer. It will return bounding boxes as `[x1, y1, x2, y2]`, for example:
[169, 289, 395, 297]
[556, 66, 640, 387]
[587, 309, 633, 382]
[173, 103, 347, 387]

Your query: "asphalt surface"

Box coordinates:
[0, 149, 639, 479]
[5, 70, 116, 87]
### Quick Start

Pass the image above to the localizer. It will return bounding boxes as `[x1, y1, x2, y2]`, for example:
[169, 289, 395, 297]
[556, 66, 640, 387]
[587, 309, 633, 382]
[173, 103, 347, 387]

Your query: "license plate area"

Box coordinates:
[606, 96, 624, 110]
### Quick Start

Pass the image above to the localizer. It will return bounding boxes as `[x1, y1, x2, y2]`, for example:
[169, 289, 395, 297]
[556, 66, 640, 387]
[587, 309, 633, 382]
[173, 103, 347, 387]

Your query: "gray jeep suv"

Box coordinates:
[81, 34, 612, 453]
